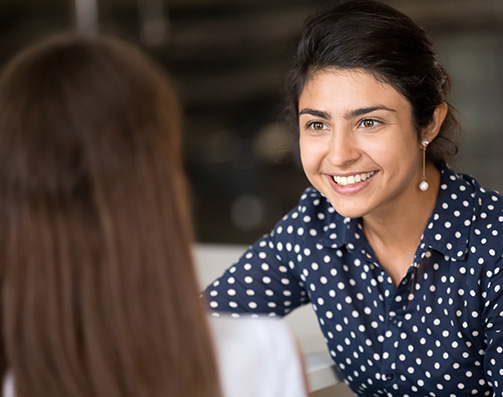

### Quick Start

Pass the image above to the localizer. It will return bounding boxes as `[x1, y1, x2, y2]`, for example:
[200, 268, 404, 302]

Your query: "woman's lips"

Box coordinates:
[332, 171, 377, 186]
[326, 171, 377, 195]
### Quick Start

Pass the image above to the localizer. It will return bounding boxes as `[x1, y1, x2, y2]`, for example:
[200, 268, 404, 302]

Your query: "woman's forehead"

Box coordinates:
[299, 68, 411, 116]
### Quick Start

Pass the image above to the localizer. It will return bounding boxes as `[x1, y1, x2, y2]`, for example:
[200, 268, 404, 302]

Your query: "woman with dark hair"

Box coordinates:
[205, 0, 503, 395]
[0, 34, 306, 396]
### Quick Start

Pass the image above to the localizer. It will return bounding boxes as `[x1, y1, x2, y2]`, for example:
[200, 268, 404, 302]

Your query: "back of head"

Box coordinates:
[286, 0, 460, 166]
[0, 34, 220, 396]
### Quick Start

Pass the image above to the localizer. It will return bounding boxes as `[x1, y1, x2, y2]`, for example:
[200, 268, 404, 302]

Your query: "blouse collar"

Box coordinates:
[319, 164, 474, 262]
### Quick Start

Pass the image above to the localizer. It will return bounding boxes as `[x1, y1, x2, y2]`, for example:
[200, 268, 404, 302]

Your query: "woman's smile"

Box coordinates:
[331, 171, 377, 186]
[325, 170, 378, 196]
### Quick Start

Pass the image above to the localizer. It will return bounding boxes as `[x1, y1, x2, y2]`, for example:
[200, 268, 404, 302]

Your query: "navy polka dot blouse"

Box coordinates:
[204, 164, 503, 396]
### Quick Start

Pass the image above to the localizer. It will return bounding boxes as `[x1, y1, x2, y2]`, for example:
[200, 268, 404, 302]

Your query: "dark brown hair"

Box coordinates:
[286, 0, 461, 167]
[0, 34, 221, 396]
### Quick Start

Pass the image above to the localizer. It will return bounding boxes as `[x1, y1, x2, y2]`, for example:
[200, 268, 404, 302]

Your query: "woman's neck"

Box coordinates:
[362, 163, 441, 287]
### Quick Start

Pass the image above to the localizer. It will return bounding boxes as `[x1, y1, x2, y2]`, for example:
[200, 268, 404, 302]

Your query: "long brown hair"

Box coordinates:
[0, 34, 221, 396]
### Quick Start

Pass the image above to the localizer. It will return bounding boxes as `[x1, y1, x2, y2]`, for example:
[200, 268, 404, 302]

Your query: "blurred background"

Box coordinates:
[1, 0, 502, 245]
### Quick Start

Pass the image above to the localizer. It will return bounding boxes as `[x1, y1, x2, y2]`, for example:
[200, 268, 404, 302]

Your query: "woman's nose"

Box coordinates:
[326, 130, 360, 167]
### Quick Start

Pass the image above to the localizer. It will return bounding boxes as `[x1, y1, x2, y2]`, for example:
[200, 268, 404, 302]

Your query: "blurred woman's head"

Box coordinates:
[0, 34, 220, 396]
[286, 0, 460, 167]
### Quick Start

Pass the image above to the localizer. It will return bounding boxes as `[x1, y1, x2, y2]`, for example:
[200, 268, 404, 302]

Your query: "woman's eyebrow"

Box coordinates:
[344, 105, 396, 120]
[298, 108, 330, 119]
[298, 106, 396, 120]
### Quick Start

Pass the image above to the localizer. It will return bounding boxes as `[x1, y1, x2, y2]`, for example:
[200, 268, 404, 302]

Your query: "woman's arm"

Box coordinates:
[482, 255, 503, 393]
[202, 188, 323, 317]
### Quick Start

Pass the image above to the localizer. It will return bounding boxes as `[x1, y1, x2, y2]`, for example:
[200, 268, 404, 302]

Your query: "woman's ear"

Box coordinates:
[422, 102, 448, 143]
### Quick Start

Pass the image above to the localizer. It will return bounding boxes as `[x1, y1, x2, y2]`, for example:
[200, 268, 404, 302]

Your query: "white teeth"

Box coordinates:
[333, 171, 376, 186]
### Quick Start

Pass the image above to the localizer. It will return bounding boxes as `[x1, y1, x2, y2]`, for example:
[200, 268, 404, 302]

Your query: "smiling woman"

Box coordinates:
[204, 1, 503, 396]
[297, 69, 448, 286]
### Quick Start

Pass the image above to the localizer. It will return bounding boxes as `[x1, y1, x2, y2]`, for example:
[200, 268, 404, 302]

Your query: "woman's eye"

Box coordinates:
[359, 119, 379, 128]
[307, 121, 327, 131]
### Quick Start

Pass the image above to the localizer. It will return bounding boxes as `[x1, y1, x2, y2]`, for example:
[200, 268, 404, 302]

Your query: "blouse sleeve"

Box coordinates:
[482, 255, 503, 392]
[203, 189, 320, 317]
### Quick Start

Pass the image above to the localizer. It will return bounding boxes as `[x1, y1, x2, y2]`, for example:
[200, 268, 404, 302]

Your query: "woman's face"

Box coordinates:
[298, 68, 423, 220]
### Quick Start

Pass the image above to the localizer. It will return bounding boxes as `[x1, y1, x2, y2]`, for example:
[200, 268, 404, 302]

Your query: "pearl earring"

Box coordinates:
[419, 140, 429, 191]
